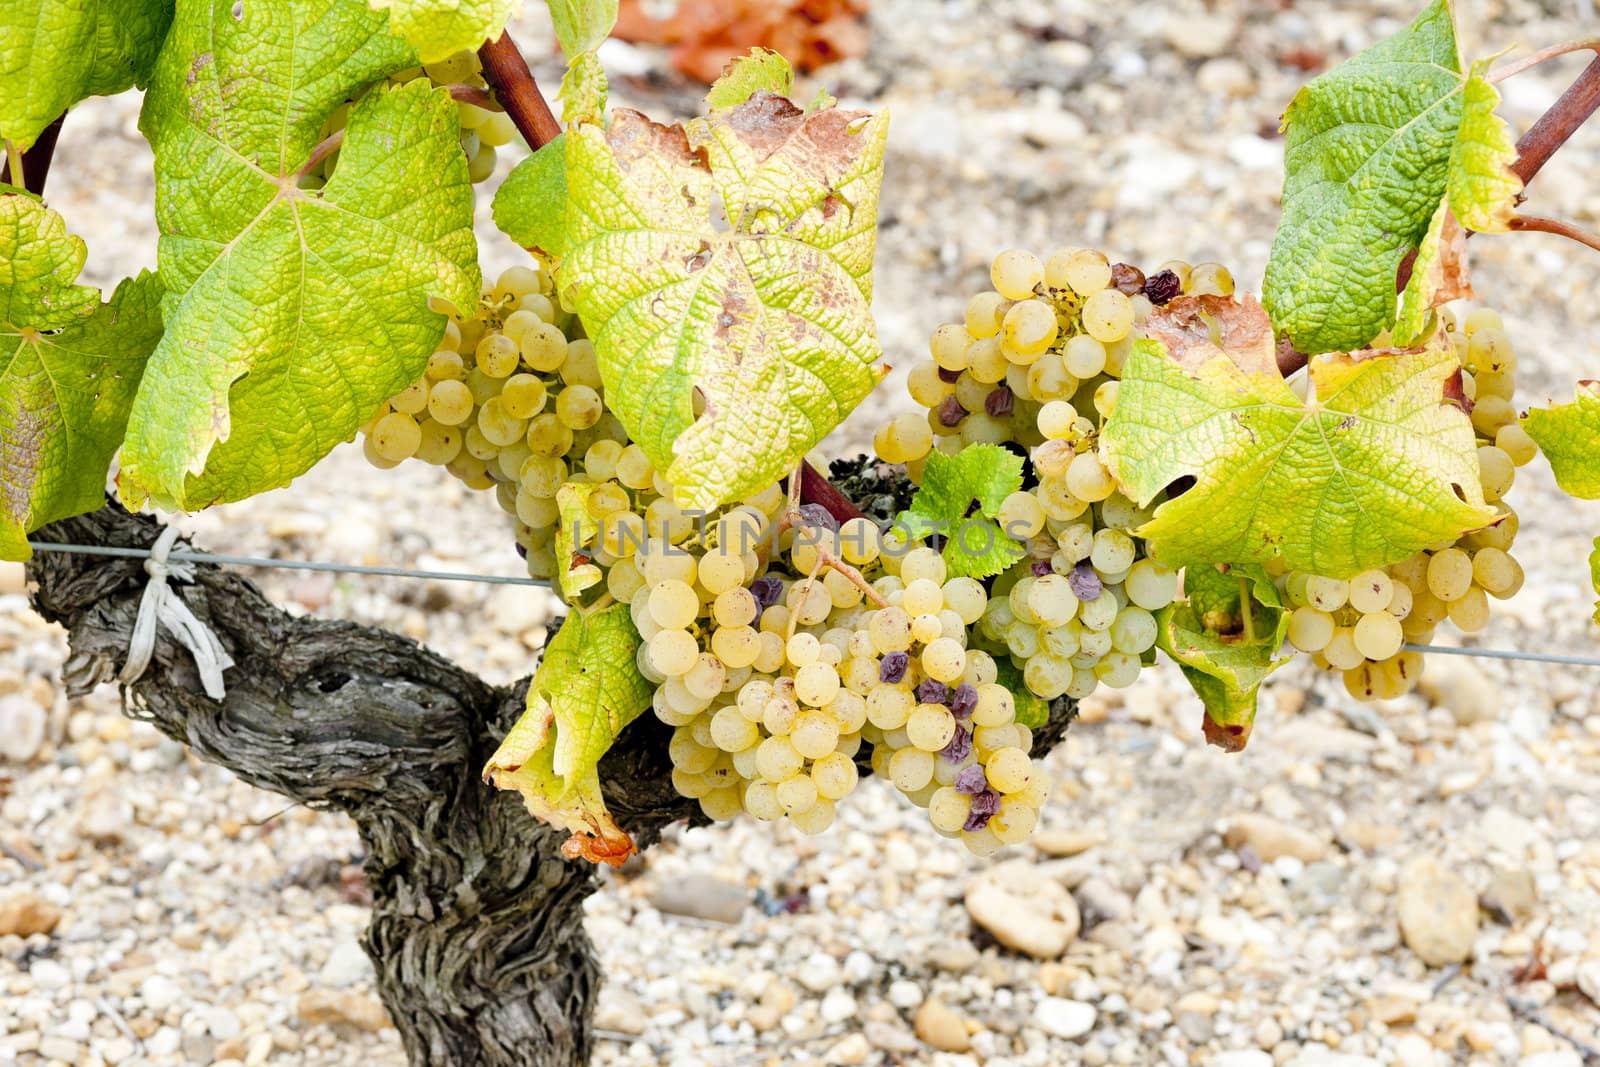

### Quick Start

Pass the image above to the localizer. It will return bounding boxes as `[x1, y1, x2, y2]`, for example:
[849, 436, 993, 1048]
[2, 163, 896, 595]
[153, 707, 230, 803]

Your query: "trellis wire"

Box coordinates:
[23, 539, 1600, 668]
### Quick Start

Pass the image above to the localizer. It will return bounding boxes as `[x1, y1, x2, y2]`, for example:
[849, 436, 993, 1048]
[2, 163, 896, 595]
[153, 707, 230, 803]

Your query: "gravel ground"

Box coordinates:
[5, 1, 1600, 1066]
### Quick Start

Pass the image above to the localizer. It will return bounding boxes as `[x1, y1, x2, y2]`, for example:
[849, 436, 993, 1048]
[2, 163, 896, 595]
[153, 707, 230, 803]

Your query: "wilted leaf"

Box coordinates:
[706, 48, 794, 110]
[484, 605, 653, 865]
[559, 93, 887, 511]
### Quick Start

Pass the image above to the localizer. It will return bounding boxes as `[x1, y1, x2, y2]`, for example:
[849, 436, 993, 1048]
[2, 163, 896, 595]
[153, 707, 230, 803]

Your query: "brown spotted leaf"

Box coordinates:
[557, 93, 887, 511]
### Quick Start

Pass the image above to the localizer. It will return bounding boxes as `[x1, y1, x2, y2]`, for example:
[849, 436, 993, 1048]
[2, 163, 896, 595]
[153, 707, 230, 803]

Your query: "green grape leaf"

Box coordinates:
[122, 2, 478, 512]
[545, 0, 617, 57]
[1522, 381, 1600, 499]
[0, 187, 98, 329]
[483, 604, 652, 865]
[1263, 1, 1521, 354]
[560, 49, 608, 125]
[554, 480, 604, 602]
[494, 134, 570, 259]
[1, 191, 163, 558]
[1159, 562, 1293, 752]
[1102, 295, 1495, 579]
[367, 0, 516, 63]
[706, 48, 794, 110]
[559, 94, 888, 511]
[897, 444, 1027, 580]
[0, 0, 174, 151]
[1590, 537, 1599, 624]
[993, 656, 1049, 731]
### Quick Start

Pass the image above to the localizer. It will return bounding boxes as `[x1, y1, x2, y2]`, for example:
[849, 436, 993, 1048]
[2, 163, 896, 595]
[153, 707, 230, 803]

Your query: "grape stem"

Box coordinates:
[4, 141, 23, 190]
[295, 130, 345, 179]
[784, 507, 890, 609]
[1237, 575, 1255, 644]
[447, 84, 502, 111]
[476, 32, 563, 150]
[1508, 213, 1600, 253]
[1488, 37, 1600, 85]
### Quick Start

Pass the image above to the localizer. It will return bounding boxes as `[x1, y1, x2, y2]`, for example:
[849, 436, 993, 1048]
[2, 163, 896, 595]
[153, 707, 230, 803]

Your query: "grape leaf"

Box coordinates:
[705, 48, 794, 111]
[367, 0, 517, 63]
[483, 604, 652, 865]
[1591, 538, 1599, 624]
[1522, 381, 1600, 499]
[993, 656, 1049, 731]
[558, 93, 888, 511]
[1392, 202, 1470, 347]
[560, 49, 608, 125]
[896, 444, 1027, 580]
[554, 480, 603, 602]
[1101, 295, 1495, 579]
[122, 1, 478, 512]
[1158, 563, 1293, 752]
[0, 0, 174, 151]
[1, 192, 162, 559]
[494, 134, 569, 258]
[545, 0, 617, 57]
[1263, 0, 1521, 354]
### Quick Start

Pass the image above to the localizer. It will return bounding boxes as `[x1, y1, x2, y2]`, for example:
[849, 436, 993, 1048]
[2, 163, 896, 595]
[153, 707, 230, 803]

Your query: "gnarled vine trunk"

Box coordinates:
[26, 499, 1072, 1066]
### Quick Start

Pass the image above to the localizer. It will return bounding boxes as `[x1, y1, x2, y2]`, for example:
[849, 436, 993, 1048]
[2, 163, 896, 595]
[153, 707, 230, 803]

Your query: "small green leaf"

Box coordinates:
[0, 0, 173, 151]
[1102, 295, 1495, 579]
[493, 134, 569, 258]
[559, 94, 888, 511]
[1, 191, 163, 558]
[897, 444, 1026, 580]
[993, 656, 1049, 731]
[545, 0, 617, 57]
[1158, 564, 1292, 751]
[1449, 65, 1522, 233]
[483, 604, 652, 865]
[1261, 0, 1518, 354]
[368, 0, 517, 63]
[554, 481, 603, 602]
[706, 48, 794, 110]
[559, 50, 608, 125]
[1522, 381, 1600, 499]
[124, 1, 478, 511]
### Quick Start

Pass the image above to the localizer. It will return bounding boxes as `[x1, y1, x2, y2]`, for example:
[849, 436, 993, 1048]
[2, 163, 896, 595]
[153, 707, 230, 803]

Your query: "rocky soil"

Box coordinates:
[5, 1, 1600, 1066]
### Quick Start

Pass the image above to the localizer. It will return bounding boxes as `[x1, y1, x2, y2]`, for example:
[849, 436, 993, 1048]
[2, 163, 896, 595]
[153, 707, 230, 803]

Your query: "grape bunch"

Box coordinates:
[361, 264, 669, 580]
[300, 50, 517, 191]
[876, 246, 1207, 703]
[1282, 307, 1533, 699]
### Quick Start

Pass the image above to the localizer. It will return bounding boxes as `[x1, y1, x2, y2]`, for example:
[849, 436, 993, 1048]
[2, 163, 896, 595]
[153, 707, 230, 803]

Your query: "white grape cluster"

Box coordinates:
[630, 503, 1051, 854]
[877, 247, 1204, 703]
[302, 50, 517, 191]
[1283, 307, 1533, 699]
[361, 265, 669, 580]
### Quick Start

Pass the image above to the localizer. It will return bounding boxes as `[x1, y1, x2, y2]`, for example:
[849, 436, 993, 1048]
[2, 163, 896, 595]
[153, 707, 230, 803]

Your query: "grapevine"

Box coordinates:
[4, 0, 1600, 880]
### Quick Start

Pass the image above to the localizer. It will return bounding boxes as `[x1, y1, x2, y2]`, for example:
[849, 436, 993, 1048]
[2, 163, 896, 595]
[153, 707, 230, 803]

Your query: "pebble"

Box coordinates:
[140, 974, 184, 1012]
[820, 988, 858, 1023]
[914, 997, 972, 1053]
[887, 979, 923, 1008]
[296, 990, 391, 1032]
[1162, 13, 1236, 58]
[0, 560, 25, 595]
[1418, 657, 1496, 724]
[964, 860, 1081, 958]
[319, 939, 374, 987]
[1396, 857, 1479, 966]
[1033, 829, 1104, 857]
[1210, 1053, 1274, 1067]
[1288, 1055, 1381, 1067]
[795, 951, 842, 993]
[1224, 815, 1326, 862]
[650, 873, 748, 924]
[1576, 958, 1600, 1003]
[0, 694, 46, 762]
[1032, 997, 1096, 1039]
[1484, 865, 1539, 920]
[0, 891, 62, 937]
[826, 1033, 872, 1064]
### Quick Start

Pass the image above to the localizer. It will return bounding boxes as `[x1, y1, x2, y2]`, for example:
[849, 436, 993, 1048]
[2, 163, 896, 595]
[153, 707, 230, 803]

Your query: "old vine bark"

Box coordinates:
[26, 497, 1071, 1067]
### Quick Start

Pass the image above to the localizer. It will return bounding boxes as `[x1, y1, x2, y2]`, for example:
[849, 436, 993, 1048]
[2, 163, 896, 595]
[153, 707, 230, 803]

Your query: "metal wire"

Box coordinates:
[22, 540, 1600, 667]
[25, 540, 552, 589]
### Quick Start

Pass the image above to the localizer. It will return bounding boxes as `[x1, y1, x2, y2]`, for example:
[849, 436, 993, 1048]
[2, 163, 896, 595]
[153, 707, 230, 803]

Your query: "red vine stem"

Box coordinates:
[799, 462, 867, 523]
[1509, 213, 1600, 252]
[476, 32, 563, 150]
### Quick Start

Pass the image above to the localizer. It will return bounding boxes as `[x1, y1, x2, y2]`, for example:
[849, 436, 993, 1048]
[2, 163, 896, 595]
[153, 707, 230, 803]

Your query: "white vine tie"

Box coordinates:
[120, 524, 235, 700]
